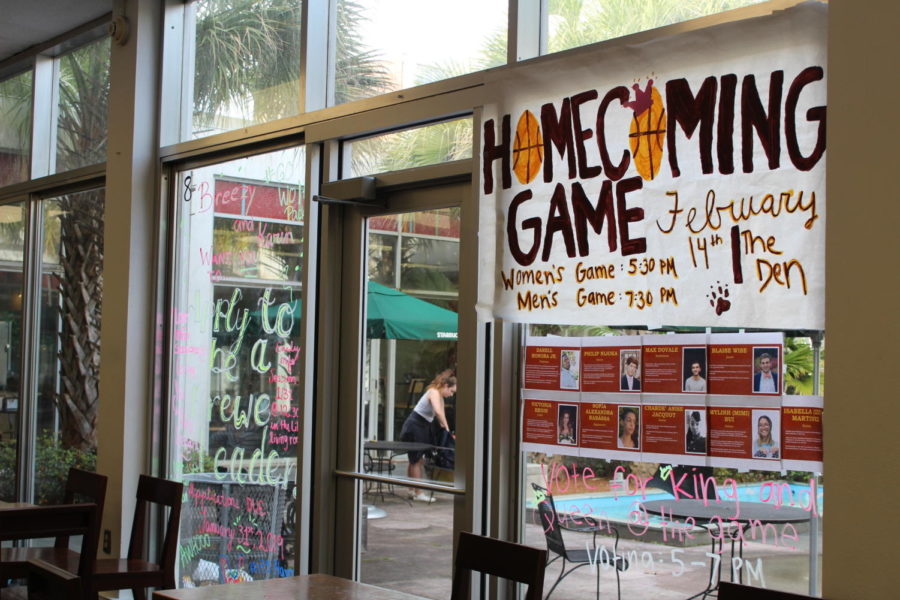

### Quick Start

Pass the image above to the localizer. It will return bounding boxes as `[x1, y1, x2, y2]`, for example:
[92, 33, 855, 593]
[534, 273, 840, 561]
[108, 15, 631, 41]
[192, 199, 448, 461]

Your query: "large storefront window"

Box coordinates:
[0, 71, 32, 186]
[545, 0, 765, 54]
[0, 202, 26, 501]
[32, 191, 105, 503]
[0, 190, 104, 504]
[333, 0, 507, 105]
[171, 147, 304, 585]
[519, 327, 823, 599]
[54, 37, 110, 173]
[189, 0, 303, 139]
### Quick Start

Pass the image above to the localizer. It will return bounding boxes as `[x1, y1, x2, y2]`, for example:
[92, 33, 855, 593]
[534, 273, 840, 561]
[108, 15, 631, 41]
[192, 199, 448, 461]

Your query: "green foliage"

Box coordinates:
[547, 0, 761, 52]
[334, 0, 392, 104]
[0, 432, 96, 504]
[784, 336, 821, 395]
[56, 38, 110, 170]
[713, 467, 815, 484]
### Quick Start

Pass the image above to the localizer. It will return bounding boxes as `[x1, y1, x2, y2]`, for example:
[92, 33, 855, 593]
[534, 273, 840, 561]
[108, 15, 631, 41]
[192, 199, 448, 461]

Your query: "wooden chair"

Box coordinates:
[719, 582, 816, 599]
[0, 559, 83, 600]
[450, 531, 547, 600]
[90, 475, 183, 600]
[0, 503, 99, 600]
[531, 483, 628, 600]
[0, 468, 107, 579]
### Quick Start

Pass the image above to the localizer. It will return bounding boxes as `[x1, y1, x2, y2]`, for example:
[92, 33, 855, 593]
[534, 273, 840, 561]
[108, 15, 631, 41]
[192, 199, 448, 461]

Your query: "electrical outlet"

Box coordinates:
[103, 529, 111, 554]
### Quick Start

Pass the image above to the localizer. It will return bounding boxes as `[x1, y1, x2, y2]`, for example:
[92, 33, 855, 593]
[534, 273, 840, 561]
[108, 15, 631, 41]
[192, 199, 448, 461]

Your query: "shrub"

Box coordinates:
[0, 431, 96, 504]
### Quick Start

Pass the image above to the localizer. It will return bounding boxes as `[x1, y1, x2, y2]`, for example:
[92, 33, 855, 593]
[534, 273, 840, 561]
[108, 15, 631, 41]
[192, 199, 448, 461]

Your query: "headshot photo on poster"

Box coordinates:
[560, 349, 580, 390]
[620, 351, 641, 391]
[557, 404, 577, 445]
[682, 347, 707, 393]
[618, 406, 640, 449]
[752, 347, 780, 394]
[752, 409, 781, 459]
[685, 409, 707, 454]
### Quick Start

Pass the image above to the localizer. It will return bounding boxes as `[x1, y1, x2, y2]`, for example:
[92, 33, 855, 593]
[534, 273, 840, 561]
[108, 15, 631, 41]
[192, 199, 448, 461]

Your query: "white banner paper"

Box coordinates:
[480, 4, 826, 329]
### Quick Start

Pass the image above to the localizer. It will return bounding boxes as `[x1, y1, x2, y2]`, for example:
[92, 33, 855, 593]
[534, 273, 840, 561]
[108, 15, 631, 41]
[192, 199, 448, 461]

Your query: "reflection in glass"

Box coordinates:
[334, 0, 506, 106]
[0, 202, 26, 501]
[347, 119, 473, 177]
[172, 147, 304, 585]
[546, 0, 764, 54]
[191, 0, 302, 139]
[0, 71, 32, 186]
[55, 38, 110, 173]
[33, 191, 105, 504]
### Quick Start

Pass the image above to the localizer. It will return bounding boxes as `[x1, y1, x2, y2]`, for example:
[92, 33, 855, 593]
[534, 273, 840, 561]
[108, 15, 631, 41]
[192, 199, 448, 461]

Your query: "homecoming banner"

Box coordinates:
[479, 4, 826, 329]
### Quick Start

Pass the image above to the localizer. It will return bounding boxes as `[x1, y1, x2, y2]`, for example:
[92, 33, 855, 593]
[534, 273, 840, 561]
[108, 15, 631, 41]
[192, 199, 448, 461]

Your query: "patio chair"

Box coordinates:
[451, 531, 546, 600]
[719, 582, 816, 599]
[531, 483, 628, 600]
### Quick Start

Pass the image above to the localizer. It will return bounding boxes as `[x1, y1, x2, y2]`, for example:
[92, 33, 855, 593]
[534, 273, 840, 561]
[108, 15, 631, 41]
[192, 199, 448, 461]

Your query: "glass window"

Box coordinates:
[546, 0, 765, 54]
[191, 0, 303, 139]
[55, 38, 110, 173]
[359, 207, 459, 597]
[0, 71, 32, 186]
[33, 190, 105, 504]
[0, 202, 26, 501]
[519, 326, 823, 599]
[346, 119, 473, 177]
[171, 147, 304, 585]
[333, 0, 507, 106]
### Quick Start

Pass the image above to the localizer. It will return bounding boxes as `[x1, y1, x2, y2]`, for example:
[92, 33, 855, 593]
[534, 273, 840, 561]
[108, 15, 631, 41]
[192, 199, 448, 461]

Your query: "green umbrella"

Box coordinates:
[366, 281, 458, 340]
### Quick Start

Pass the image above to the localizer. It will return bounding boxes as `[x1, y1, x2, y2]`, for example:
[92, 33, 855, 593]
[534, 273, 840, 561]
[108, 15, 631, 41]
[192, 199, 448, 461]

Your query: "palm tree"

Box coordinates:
[50, 38, 110, 451]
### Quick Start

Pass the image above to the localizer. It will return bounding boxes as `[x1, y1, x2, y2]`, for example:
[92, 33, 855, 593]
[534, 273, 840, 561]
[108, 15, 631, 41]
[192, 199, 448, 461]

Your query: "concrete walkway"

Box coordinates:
[360, 488, 821, 599]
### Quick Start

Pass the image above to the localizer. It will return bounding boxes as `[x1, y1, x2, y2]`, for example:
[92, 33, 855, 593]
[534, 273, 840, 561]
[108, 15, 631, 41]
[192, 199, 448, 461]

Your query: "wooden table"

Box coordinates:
[152, 574, 428, 600]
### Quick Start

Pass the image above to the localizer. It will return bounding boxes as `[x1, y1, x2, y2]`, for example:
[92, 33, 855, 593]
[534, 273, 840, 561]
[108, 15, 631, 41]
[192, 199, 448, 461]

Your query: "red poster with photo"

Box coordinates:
[642, 405, 685, 455]
[579, 403, 618, 450]
[642, 344, 681, 393]
[581, 348, 620, 391]
[708, 407, 752, 458]
[782, 406, 823, 462]
[524, 344, 581, 391]
[707, 333, 783, 396]
[707, 345, 755, 394]
[522, 399, 558, 445]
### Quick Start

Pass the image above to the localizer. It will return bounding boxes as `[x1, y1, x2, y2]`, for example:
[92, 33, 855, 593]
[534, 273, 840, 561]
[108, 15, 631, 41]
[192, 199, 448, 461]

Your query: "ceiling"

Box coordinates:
[0, 0, 111, 63]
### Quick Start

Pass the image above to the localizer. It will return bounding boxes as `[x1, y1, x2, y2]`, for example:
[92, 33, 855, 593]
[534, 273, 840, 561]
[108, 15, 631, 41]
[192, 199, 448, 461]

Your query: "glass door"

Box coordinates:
[329, 180, 467, 599]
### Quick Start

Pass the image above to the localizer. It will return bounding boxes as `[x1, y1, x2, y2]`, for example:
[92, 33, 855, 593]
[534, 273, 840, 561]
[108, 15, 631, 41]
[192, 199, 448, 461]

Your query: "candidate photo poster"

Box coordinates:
[751, 409, 781, 460]
[560, 349, 581, 390]
[682, 347, 708, 393]
[619, 350, 642, 392]
[752, 347, 781, 394]
[557, 404, 578, 445]
[685, 408, 708, 455]
[617, 406, 640, 450]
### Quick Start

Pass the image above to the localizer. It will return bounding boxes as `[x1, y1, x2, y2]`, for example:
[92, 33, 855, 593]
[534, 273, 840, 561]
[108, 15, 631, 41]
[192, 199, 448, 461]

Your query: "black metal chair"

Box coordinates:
[531, 482, 628, 600]
[451, 531, 546, 600]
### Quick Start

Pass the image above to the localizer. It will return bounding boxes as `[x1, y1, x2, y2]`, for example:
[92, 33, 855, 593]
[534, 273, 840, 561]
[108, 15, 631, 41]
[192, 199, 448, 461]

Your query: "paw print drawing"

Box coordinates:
[708, 283, 731, 315]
